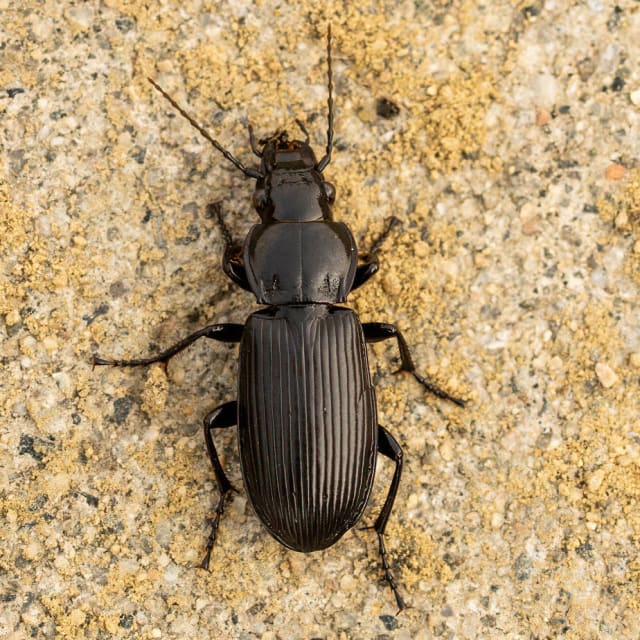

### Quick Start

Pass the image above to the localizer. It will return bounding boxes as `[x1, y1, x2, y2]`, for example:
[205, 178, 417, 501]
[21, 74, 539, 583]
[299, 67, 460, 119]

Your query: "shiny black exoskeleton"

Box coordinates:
[94, 27, 465, 612]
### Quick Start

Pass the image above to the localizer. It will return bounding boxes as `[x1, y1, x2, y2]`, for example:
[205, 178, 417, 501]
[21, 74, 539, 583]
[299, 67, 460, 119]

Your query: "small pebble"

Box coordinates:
[605, 164, 625, 180]
[42, 336, 58, 352]
[24, 541, 44, 561]
[587, 468, 606, 492]
[595, 362, 619, 388]
[6, 309, 20, 326]
[535, 108, 551, 125]
[21, 606, 43, 626]
[439, 440, 454, 462]
[441, 136, 460, 152]
[615, 210, 629, 229]
[67, 609, 86, 627]
[630, 89, 640, 106]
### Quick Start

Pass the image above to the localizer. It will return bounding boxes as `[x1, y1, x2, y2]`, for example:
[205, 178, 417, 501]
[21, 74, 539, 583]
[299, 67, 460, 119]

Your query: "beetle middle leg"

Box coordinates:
[366, 425, 406, 612]
[93, 323, 244, 367]
[200, 400, 238, 570]
[363, 323, 466, 407]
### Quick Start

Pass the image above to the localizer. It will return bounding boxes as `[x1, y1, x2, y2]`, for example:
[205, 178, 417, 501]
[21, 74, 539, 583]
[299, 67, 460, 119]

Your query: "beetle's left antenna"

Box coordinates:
[148, 78, 263, 179]
[316, 24, 334, 172]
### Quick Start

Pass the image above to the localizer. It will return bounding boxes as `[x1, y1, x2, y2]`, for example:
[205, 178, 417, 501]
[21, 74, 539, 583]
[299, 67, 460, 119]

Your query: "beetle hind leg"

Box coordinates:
[365, 425, 407, 612]
[200, 401, 238, 570]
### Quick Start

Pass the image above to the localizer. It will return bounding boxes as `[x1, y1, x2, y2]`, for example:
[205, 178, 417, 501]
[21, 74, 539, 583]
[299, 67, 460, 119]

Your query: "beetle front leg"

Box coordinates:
[352, 216, 402, 291]
[200, 401, 238, 570]
[367, 425, 406, 612]
[351, 258, 379, 291]
[206, 202, 252, 292]
[363, 323, 466, 407]
[93, 323, 244, 368]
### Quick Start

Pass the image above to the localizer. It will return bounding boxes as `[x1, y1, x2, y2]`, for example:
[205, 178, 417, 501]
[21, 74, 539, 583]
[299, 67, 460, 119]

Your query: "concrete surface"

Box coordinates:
[1, 0, 640, 638]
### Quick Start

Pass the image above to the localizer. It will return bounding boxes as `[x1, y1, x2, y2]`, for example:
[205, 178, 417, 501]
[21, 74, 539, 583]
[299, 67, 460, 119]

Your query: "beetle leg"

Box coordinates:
[351, 259, 379, 291]
[200, 401, 239, 570]
[351, 217, 401, 291]
[93, 323, 244, 368]
[247, 123, 262, 157]
[206, 202, 252, 292]
[362, 323, 466, 407]
[369, 425, 406, 612]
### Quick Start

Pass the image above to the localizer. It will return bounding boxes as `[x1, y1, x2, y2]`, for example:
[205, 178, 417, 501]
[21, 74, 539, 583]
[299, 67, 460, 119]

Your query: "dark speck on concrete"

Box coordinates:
[576, 541, 594, 560]
[112, 396, 135, 424]
[379, 614, 399, 630]
[611, 76, 625, 92]
[18, 434, 50, 461]
[130, 145, 146, 164]
[481, 614, 497, 627]
[78, 492, 99, 507]
[514, 553, 533, 580]
[83, 303, 109, 325]
[376, 97, 400, 119]
[115, 18, 135, 33]
[119, 614, 134, 629]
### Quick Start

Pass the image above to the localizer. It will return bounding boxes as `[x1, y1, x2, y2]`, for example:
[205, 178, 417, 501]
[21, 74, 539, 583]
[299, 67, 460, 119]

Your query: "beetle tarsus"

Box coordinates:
[207, 202, 235, 248]
[408, 370, 466, 408]
[92, 354, 169, 367]
[360, 524, 406, 610]
[200, 487, 235, 570]
[391, 366, 466, 408]
[368, 425, 407, 612]
[370, 215, 402, 255]
[200, 401, 239, 567]
[376, 530, 407, 613]
[352, 217, 403, 291]
[92, 323, 244, 370]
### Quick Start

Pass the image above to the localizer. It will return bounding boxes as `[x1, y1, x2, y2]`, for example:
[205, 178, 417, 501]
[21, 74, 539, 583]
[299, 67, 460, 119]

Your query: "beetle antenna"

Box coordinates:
[148, 78, 263, 179]
[316, 24, 334, 172]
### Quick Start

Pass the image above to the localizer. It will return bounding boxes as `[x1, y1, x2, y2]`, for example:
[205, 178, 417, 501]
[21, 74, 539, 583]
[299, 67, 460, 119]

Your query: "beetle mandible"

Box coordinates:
[94, 26, 465, 611]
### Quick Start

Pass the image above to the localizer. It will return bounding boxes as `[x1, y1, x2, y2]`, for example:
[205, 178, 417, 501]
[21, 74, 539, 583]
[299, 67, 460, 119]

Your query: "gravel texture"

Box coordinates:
[2, 1, 640, 638]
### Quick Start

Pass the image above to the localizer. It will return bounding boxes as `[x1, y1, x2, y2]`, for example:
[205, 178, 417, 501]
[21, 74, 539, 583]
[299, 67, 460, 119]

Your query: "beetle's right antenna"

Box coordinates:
[316, 24, 334, 172]
[148, 78, 263, 179]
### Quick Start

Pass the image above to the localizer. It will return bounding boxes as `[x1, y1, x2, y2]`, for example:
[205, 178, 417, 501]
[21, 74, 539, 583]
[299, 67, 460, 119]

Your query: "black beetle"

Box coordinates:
[94, 27, 465, 611]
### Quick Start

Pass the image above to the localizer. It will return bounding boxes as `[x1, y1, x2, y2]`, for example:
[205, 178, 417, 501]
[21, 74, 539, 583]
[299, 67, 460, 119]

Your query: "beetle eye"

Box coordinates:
[323, 181, 336, 204]
[253, 188, 268, 211]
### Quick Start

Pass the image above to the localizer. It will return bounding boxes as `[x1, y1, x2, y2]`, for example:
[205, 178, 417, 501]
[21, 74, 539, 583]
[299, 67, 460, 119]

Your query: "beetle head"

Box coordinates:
[259, 131, 317, 172]
[251, 131, 336, 222]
